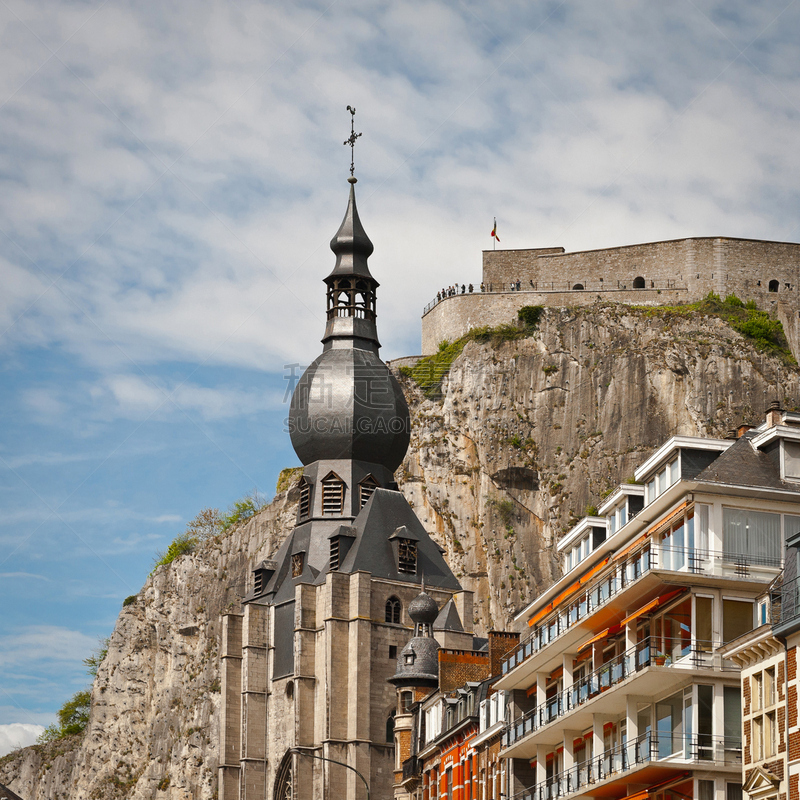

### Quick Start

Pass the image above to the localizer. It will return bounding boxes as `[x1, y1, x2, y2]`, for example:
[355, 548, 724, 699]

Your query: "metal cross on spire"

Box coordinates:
[343, 105, 361, 178]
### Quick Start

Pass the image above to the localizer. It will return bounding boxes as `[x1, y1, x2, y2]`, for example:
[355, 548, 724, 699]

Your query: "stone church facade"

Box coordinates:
[218, 177, 472, 800]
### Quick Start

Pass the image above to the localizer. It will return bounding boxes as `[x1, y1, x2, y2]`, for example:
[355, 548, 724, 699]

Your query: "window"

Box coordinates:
[330, 537, 341, 571]
[723, 599, 753, 642]
[254, 571, 264, 595]
[321, 472, 345, 514]
[401, 691, 413, 712]
[389, 645, 397, 659]
[398, 539, 417, 574]
[726, 783, 743, 800]
[299, 478, 311, 518]
[359, 475, 379, 508]
[769, 279, 779, 292]
[723, 508, 781, 566]
[748, 666, 778, 763]
[386, 711, 395, 742]
[291, 552, 304, 578]
[385, 596, 401, 624]
[446, 768, 453, 800]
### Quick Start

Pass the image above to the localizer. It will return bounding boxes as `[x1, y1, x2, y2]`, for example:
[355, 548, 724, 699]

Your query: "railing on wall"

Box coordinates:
[500, 542, 782, 678]
[422, 280, 689, 315]
[509, 732, 742, 800]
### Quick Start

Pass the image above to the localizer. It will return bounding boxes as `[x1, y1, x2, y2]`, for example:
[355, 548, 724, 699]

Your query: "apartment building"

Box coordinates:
[495, 403, 800, 800]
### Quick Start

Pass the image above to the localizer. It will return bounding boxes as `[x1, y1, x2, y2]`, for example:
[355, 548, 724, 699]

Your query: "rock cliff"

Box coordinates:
[2, 304, 797, 799]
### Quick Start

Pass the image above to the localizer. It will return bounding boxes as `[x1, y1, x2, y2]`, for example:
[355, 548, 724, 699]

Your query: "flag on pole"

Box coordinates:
[491, 218, 500, 242]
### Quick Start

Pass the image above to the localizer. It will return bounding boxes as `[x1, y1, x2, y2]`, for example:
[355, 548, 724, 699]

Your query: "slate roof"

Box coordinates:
[257, 487, 461, 604]
[433, 598, 464, 632]
[0, 783, 27, 800]
[695, 431, 800, 494]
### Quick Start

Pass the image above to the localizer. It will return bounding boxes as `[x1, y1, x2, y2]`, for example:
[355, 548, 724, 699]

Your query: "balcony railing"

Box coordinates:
[401, 756, 420, 783]
[501, 542, 781, 677]
[510, 731, 742, 800]
[779, 575, 800, 628]
[504, 638, 731, 748]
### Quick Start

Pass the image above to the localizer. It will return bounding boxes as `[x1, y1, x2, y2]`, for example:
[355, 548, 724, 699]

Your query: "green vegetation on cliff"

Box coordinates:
[401, 306, 544, 398]
[632, 292, 796, 364]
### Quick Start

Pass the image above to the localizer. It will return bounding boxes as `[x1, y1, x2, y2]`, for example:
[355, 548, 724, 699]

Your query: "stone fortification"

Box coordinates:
[422, 236, 800, 355]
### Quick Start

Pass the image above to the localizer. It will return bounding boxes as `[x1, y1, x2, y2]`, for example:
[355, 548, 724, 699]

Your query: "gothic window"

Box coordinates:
[633, 276, 645, 288]
[330, 537, 341, 571]
[385, 596, 401, 624]
[386, 710, 396, 742]
[359, 475, 379, 508]
[273, 751, 294, 800]
[291, 553, 304, 578]
[321, 472, 346, 515]
[298, 478, 311, 519]
[398, 539, 417, 574]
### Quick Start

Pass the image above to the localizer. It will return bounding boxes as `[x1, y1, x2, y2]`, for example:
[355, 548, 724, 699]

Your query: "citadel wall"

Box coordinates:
[422, 237, 800, 355]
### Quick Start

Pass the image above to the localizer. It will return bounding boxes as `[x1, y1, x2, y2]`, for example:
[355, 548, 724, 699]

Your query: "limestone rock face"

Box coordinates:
[2, 305, 797, 798]
[397, 305, 799, 631]
[0, 490, 298, 800]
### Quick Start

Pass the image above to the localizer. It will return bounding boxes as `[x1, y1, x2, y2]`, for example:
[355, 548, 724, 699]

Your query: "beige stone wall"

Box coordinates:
[421, 288, 688, 353]
[421, 237, 800, 355]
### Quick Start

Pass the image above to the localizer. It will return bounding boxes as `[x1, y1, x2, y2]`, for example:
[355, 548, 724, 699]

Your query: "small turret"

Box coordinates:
[389, 589, 440, 688]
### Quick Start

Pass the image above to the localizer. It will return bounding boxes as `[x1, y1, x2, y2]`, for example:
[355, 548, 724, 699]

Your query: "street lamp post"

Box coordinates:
[289, 747, 371, 800]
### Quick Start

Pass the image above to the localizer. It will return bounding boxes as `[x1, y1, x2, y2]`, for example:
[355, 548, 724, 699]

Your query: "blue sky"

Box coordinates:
[2, 0, 800, 754]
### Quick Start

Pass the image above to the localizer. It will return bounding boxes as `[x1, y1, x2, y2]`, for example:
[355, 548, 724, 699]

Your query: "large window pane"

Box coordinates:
[696, 597, 712, 652]
[723, 508, 780, 564]
[723, 599, 753, 642]
[723, 686, 742, 747]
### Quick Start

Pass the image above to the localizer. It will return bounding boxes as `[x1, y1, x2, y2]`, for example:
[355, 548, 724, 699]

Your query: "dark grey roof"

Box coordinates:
[433, 598, 464, 632]
[0, 783, 27, 800]
[326, 180, 375, 280]
[696, 432, 800, 493]
[255, 488, 461, 605]
[288, 347, 410, 471]
[388, 636, 440, 687]
[339, 489, 461, 590]
[409, 591, 439, 625]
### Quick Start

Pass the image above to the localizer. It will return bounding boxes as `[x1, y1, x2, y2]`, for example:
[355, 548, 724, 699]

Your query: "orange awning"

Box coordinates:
[612, 531, 650, 562]
[527, 557, 610, 627]
[577, 623, 621, 653]
[620, 772, 691, 800]
[647, 501, 688, 536]
[620, 588, 686, 627]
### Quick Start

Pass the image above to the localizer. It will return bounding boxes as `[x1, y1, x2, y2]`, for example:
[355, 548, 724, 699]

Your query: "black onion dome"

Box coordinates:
[289, 348, 410, 471]
[388, 636, 440, 686]
[408, 591, 439, 625]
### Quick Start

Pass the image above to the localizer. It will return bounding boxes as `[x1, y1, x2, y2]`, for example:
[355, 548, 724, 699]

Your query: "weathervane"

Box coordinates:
[343, 105, 361, 179]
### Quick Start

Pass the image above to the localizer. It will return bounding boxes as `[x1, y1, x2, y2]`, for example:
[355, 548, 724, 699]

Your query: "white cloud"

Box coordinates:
[0, 625, 96, 671]
[0, 722, 45, 756]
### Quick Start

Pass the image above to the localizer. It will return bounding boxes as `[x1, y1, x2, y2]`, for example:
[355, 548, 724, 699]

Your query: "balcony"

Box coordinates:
[499, 543, 780, 688]
[401, 756, 420, 785]
[503, 639, 735, 755]
[511, 731, 742, 800]
[774, 575, 800, 636]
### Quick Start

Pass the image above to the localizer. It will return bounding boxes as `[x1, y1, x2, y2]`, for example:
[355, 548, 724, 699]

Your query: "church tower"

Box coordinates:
[218, 171, 472, 800]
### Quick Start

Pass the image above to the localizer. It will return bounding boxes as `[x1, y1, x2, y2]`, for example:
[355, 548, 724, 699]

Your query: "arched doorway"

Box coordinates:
[769, 279, 779, 292]
[633, 276, 645, 288]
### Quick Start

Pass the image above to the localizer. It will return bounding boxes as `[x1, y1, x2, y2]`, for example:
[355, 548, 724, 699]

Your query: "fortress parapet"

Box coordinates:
[421, 236, 800, 356]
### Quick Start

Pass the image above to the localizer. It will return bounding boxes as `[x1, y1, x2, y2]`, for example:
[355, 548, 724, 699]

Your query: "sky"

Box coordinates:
[1, 0, 800, 755]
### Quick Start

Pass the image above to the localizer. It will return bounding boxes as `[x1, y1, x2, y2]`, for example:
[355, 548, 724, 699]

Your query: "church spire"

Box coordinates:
[322, 177, 380, 351]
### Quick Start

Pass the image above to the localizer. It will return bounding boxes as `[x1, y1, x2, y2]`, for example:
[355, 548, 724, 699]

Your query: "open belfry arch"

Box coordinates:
[218, 168, 472, 800]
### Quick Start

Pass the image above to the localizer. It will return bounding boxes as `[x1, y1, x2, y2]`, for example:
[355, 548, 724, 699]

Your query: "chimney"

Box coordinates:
[736, 424, 753, 438]
[766, 400, 783, 428]
[488, 630, 520, 677]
